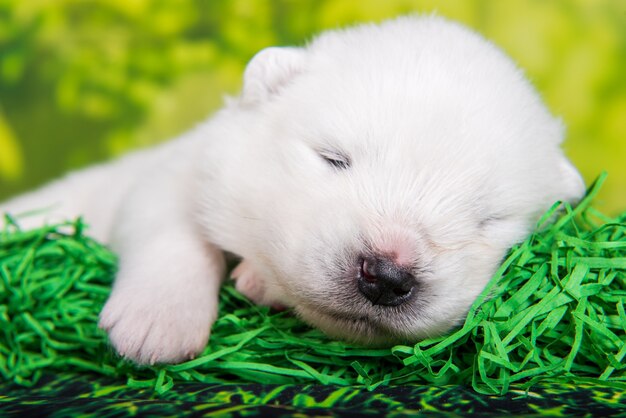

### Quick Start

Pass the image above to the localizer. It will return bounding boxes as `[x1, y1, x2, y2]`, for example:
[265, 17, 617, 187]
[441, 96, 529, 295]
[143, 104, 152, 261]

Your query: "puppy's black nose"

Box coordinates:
[357, 256, 415, 306]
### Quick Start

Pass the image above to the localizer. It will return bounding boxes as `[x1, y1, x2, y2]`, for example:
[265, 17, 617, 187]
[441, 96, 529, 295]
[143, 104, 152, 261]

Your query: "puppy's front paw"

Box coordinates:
[231, 259, 266, 304]
[231, 260, 286, 310]
[99, 286, 216, 365]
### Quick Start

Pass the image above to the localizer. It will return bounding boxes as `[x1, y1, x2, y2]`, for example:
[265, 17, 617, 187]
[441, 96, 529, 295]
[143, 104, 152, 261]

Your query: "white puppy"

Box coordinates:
[1, 16, 585, 364]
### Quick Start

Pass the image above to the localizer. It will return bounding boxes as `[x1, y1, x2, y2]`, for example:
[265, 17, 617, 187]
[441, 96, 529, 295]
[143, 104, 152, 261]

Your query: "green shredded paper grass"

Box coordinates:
[1, 173, 625, 396]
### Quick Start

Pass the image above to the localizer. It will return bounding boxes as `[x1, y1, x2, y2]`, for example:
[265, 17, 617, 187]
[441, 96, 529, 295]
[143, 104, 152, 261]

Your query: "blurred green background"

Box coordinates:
[0, 0, 624, 214]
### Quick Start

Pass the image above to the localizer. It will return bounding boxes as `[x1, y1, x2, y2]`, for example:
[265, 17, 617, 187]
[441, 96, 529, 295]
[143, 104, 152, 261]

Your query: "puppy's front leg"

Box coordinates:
[99, 157, 225, 365]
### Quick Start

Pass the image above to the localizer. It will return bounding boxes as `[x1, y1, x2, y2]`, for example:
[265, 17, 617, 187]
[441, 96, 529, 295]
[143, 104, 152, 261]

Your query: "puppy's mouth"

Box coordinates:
[295, 303, 410, 346]
[282, 251, 428, 345]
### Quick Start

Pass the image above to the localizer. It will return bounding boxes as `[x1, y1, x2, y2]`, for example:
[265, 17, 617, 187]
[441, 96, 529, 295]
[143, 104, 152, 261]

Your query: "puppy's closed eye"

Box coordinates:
[318, 150, 351, 170]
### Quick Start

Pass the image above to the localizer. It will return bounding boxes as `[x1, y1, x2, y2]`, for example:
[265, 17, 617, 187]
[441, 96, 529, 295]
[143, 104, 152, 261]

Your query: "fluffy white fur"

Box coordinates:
[0, 16, 585, 364]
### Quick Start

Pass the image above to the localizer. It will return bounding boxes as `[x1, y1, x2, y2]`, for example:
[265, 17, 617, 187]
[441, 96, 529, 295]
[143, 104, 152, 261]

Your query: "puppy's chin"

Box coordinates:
[294, 302, 447, 347]
[295, 305, 398, 346]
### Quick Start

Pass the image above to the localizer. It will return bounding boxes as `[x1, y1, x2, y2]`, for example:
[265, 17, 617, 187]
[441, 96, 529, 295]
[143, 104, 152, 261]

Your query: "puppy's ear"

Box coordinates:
[242, 47, 306, 104]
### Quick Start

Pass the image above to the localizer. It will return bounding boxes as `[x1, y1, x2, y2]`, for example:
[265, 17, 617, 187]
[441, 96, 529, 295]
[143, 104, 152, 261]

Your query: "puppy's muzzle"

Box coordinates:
[357, 256, 415, 306]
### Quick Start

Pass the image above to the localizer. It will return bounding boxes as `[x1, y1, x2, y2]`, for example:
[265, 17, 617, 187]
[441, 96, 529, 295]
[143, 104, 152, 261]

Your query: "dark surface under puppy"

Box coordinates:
[2, 373, 625, 417]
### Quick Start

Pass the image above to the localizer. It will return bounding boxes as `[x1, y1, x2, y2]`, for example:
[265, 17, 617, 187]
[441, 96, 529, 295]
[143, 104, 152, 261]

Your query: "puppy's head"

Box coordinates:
[198, 16, 585, 344]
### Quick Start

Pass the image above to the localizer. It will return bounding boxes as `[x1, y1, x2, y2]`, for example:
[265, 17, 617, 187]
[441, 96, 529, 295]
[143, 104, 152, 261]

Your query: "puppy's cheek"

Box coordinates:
[481, 218, 532, 251]
[422, 251, 495, 315]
